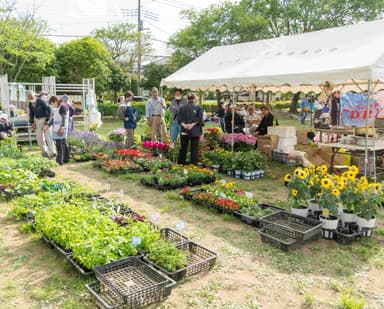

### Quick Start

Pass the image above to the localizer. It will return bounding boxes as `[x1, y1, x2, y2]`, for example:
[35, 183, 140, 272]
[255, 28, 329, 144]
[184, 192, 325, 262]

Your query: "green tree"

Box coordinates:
[0, 6, 55, 82]
[108, 65, 130, 103]
[92, 22, 152, 72]
[141, 62, 174, 90]
[55, 37, 113, 93]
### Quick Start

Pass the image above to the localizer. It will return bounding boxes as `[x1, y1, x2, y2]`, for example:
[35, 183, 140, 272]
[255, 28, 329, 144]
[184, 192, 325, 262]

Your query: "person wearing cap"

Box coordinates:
[224, 103, 245, 134]
[48, 96, 70, 165]
[169, 88, 187, 146]
[177, 93, 204, 165]
[0, 113, 13, 140]
[30, 92, 56, 158]
[123, 91, 137, 148]
[145, 87, 167, 142]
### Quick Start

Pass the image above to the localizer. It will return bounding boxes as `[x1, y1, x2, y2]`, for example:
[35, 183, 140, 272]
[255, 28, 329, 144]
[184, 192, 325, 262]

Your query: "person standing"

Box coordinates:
[246, 105, 261, 135]
[300, 95, 309, 125]
[48, 96, 70, 165]
[30, 92, 56, 158]
[62, 94, 75, 132]
[177, 93, 204, 165]
[169, 88, 187, 146]
[225, 104, 245, 134]
[145, 87, 167, 142]
[217, 99, 226, 132]
[123, 91, 137, 148]
[331, 91, 340, 126]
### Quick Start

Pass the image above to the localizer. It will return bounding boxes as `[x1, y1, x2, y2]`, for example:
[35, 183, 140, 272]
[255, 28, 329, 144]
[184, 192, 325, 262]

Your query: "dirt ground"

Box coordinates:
[1, 161, 384, 309]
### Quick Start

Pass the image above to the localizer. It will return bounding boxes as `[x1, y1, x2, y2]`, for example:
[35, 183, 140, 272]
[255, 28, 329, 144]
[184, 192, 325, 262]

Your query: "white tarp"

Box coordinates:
[161, 19, 384, 91]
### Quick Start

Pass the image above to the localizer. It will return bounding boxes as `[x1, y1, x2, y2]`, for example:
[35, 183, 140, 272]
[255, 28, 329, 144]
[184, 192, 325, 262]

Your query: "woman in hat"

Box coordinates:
[0, 114, 13, 140]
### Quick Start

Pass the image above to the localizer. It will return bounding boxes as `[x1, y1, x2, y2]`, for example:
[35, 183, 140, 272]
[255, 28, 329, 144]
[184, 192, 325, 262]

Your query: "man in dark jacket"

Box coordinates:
[225, 104, 245, 133]
[29, 91, 56, 158]
[123, 91, 137, 148]
[254, 104, 275, 136]
[177, 93, 204, 165]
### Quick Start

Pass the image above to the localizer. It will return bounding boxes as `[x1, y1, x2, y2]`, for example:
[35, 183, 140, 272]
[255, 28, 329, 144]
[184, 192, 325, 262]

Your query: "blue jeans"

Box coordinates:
[171, 122, 181, 143]
[219, 117, 225, 132]
[301, 111, 307, 124]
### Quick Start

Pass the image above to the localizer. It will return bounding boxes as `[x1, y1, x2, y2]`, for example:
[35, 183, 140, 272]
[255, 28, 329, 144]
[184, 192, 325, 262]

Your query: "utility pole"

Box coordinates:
[137, 0, 142, 96]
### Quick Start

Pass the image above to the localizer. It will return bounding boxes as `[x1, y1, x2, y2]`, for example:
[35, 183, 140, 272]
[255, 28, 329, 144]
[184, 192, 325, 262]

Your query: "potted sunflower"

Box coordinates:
[318, 176, 341, 231]
[355, 182, 382, 235]
[287, 168, 310, 217]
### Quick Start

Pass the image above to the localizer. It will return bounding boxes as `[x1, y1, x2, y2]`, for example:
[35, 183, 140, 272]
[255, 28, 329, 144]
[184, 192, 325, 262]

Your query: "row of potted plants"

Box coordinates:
[285, 164, 383, 238]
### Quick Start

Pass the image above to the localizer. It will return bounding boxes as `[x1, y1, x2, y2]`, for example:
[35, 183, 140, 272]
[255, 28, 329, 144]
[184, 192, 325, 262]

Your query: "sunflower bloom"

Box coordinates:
[291, 189, 298, 197]
[321, 178, 334, 189]
[322, 209, 330, 216]
[332, 188, 340, 196]
[349, 165, 359, 174]
[284, 173, 292, 182]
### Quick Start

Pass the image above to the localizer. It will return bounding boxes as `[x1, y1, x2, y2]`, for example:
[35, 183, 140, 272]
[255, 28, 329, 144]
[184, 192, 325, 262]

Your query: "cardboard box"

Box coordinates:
[257, 135, 279, 150]
[268, 126, 296, 138]
[296, 130, 309, 145]
[305, 146, 349, 167]
[259, 145, 273, 160]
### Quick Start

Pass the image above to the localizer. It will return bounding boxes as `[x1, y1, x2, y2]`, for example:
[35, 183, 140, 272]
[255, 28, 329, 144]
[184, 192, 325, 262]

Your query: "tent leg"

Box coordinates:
[231, 92, 235, 153]
[364, 80, 371, 178]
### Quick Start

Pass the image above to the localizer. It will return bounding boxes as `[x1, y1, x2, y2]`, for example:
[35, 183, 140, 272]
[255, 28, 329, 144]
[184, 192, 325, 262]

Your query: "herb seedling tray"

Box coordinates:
[52, 241, 72, 257]
[66, 254, 95, 277]
[235, 203, 284, 228]
[260, 211, 322, 241]
[159, 228, 189, 246]
[143, 241, 217, 281]
[94, 257, 174, 305]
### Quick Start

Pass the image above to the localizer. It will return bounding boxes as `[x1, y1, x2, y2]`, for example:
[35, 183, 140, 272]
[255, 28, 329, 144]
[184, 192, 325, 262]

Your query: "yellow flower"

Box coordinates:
[284, 173, 292, 182]
[298, 171, 307, 180]
[321, 178, 334, 189]
[349, 165, 359, 174]
[309, 178, 315, 186]
[360, 176, 368, 186]
[291, 189, 298, 197]
[294, 168, 302, 177]
[332, 188, 340, 196]
[337, 182, 345, 190]
[369, 182, 382, 192]
[339, 176, 348, 185]
[322, 209, 330, 216]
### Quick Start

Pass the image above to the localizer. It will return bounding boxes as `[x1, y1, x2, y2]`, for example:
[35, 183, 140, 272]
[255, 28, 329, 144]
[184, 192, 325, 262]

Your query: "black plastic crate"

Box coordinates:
[52, 241, 72, 257]
[259, 229, 299, 251]
[360, 227, 375, 238]
[260, 211, 322, 241]
[160, 228, 189, 246]
[86, 278, 175, 309]
[321, 228, 336, 240]
[335, 228, 360, 245]
[94, 257, 173, 305]
[143, 241, 217, 281]
[272, 151, 296, 164]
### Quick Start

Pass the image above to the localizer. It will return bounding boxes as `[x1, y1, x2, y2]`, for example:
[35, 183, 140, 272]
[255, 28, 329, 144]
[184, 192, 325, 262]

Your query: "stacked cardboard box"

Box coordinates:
[268, 126, 297, 154]
[257, 135, 279, 159]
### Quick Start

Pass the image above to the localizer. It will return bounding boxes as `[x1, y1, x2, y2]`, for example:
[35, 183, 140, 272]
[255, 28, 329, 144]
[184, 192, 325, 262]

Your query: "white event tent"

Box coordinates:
[161, 19, 384, 92]
[161, 19, 384, 176]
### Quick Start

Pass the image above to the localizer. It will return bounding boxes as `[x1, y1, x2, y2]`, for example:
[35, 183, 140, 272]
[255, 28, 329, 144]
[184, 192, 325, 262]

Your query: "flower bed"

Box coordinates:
[103, 159, 143, 173]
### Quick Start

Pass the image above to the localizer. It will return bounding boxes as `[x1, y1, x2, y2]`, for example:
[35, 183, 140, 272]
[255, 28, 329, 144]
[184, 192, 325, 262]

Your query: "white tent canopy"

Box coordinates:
[161, 19, 384, 91]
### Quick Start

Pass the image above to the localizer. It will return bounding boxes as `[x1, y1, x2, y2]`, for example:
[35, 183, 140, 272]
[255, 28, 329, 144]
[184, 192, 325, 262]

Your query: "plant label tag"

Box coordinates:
[183, 169, 188, 175]
[106, 182, 111, 192]
[92, 202, 97, 209]
[219, 192, 227, 199]
[151, 212, 161, 224]
[221, 179, 227, 185]
[245, 191, 253, 199]
[119, 189, 124, 198]
[131, 236, 142, 247]
[116, 205, 121, 214]
[61, 187, 67, 195]
[175, 221, 186, 231]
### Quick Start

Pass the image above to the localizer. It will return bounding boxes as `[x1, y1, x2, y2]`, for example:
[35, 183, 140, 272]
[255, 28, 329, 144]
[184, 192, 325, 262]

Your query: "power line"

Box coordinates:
[145, 20, 171, 35]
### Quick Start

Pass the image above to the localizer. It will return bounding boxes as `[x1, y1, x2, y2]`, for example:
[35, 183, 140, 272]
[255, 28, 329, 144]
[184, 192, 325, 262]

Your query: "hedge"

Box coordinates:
[98, 100, 292, 118]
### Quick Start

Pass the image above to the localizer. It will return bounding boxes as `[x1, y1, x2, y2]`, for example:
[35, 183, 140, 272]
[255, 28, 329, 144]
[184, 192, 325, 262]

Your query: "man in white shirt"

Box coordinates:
[145, 87, 168, 142]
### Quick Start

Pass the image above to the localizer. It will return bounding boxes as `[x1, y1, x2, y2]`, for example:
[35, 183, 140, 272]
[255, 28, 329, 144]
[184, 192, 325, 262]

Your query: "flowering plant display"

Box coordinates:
[142, 141, 170, 152]
[88, 122, 102, 131]
[221, 133, 257, 151]
[107, 128, 126, 142]
[203, 127, 222, 150]
[103, 160, 142, 173]
[284, 165, 384, 219]
[115, 149, 151, 160]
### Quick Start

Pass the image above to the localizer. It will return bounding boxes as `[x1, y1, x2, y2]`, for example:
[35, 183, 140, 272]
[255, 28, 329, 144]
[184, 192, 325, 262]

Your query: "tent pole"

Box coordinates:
[364, 80, 371, 177]
[231, 92, 235, 153]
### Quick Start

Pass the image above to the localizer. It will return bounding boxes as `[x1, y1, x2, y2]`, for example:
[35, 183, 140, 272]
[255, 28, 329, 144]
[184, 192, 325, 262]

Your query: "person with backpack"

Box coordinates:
[169, 88, 187, 147]
[123, 91, 137, 148]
